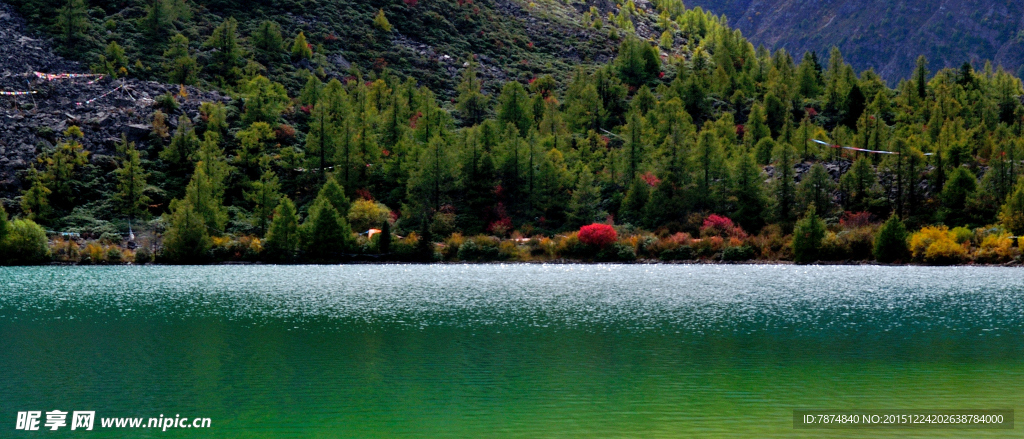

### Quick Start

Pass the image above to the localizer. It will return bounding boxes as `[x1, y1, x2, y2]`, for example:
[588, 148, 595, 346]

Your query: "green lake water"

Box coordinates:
[1, 264, 1023, 438]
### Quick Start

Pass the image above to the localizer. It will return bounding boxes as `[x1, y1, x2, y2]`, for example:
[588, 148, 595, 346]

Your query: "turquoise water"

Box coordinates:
[1, 264, 1023, 437]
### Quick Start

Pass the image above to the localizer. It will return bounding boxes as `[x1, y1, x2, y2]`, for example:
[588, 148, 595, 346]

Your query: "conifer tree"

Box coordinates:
[772, 141, 797, 225]
[797, 163, 834, 215]
[203, 17, 243, 80]
[874, 214, 909, 262]
[56, 0, 89, 47]
[264, 197, 298, 260]
[456, 61, 489, 126]
[162, 200, 211, 263]
[839, 157, 878, 212]
[792, 205, 825, 263]
[112, 135, 150, 222]
[252, 20, 284, 62]
[731, 152, 766, 233]
[245, 160, 282, 236]
[567, 166, 602, 227]
[291, 31, 312, 61]
[164, 34, 199, 85]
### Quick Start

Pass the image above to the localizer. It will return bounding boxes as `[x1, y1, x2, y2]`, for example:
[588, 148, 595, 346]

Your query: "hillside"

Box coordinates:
[3, 0, 1024, 266]
[685, 0, 1024, 83]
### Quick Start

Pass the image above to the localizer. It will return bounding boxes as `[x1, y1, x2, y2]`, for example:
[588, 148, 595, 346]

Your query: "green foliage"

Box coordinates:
[348, 199, 391, 232]
[874, 215, 909, 262]
[0, 218, 49, 265]
[299, 196, 354, 260]
[615, 36, 660, 87]
[939, 167, 977, 227]
[999, 176, 1024, 235]
[112, 135, 150, 220]
[203, 17, 243, 81]
[163, 34, 199, 85]
[55, 0, 89, 47]
[792, 205, 826, 263]
[244, 162, 282, 236]
[240, 75, 289, 125]
[264, 197, 299, 260]
[291, 31, 312, 61]
[161, 200, 212, 263]
[94, 41, 129, 78]
[252, 20, 284, 62]
[373, 9, 393, 32]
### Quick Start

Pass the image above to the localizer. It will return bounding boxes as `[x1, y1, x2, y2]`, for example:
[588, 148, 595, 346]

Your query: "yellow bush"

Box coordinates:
[911, 226, 967, 263]
[976, 232, 1017, 263]
[84, 243, 106, 263]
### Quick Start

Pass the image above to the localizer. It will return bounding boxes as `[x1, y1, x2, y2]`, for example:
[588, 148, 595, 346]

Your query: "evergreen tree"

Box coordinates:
[373, 9, 392, 32]
[164, 34, 199, 85]
[252, 20, 284, 62]
[20, 169, 51, 223]
[291, 31, 312, 61]
[731, 152, 766, 233]
[797, 163, 834, 215]
[874, 214, 909, 262]
[161, 114, 199, 165]
[914, 55, 929, 100]
[264, 197, 298, 260]
[318, 177, 352, 216]
[772, 141, 798, 224]
[378, 218, 392, 254]
[567, 166, 602, 227]
[244, 160, 282, 236]
[300, 196, 353, 259]
[456, 61, 489, 126]
[112, 135, 150, 221]
[792, 205, 825, 263]
[55, 0, 89, 47]
[240, 75, 289, 125]
[839, 157, 878, 212]
[203, 17, 243, 81]
[496, 81, 532, 136]
[161, 200, 211, 263]
[939, 166, 977, 226]
[619, 177, 649, 224]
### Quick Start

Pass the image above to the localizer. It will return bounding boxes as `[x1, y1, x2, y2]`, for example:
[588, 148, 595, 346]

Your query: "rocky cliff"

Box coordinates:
[0, 1, 228, 202]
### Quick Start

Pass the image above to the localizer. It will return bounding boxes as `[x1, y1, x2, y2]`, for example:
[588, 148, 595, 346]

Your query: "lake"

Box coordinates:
[1, 264, 1022, 437]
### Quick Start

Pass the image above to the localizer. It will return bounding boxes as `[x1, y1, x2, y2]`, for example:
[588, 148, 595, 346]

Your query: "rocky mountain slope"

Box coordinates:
[685, 0, 1024, 83]
[0, 1, 227, 201]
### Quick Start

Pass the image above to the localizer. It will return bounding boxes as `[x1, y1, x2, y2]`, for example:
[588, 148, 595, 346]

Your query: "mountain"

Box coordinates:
[684, 0, 1024, 83]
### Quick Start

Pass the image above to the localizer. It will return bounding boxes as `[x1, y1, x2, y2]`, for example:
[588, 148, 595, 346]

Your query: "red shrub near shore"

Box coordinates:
[578, 223, 617, 247]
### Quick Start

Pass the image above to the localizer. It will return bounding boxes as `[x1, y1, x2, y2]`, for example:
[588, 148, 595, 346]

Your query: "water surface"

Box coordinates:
[1, 265, 1022, 437]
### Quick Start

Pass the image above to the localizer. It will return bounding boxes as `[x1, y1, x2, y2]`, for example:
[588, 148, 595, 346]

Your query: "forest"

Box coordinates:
[3, 0, 1024, 265]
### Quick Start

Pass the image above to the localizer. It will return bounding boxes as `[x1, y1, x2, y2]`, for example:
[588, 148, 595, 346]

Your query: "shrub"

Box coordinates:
[442, 233, 465, 260]
[155, 92, 179, 112]
[1, 219, 49, 265]
[578, 223, 617, 247]
[659, 246, 693, 260]
[700, 214, 746, 238]
[457, 235, 502, 261]
[347, 199, 392, 232]
[134, 246, 153, 264]
[951, 226, 973, 245]
[839, 211, 874, 228]
[976, 232, 1016, 263]
[722, 245, 754, 261]
[909, 226, 967, 264]
[874, 215, 909, 263]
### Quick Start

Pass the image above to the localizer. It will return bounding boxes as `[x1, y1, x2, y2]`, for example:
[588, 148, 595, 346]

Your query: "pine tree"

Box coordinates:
[300, 196, 353, 259]
[373, 9, 393, 32]
[839, 157, 878, 212]
[914, 55, 928, 100]
[244, 160, 282, 236]
[497, 82, 532, 136]
[291, 31, 312, 61]
[161, 114, 199, 164]
[162, 200, 211, 263]
[55, 0, 89, 47]
[620, 177, 649, 224]
[731, 152, 766, 233]
[164, 34, 199, 85]
[20, 169, 51, 223]
[456, 61, 489, 126]
[874, 214, 909, 262]
[240, 75, 289, 125]
[939, 167, 977, 227]
[792, 205, 825, 263]
[797, 163, 834, 215]
[567, 165, 602, 227]
[378, 219, 392, 254]
[112, 135, 150, 221]
[772, 141, 797, 225]
[264, 197, 298, 260]
[203, 17, 242, 81]
[252, 20, 284, 62]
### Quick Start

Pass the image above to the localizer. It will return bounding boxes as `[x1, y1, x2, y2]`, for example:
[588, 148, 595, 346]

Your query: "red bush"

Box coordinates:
[700, 214, 747, 239]
[579, 223, 617, 248]
[840, 211, 874, 228]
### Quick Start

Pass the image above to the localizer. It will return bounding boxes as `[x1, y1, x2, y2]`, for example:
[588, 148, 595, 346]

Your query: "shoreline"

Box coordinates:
[28, 258, 1024, 268]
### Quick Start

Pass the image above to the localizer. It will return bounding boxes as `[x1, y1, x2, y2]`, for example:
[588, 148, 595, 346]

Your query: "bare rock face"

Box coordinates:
[0, 1, 230, 200]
